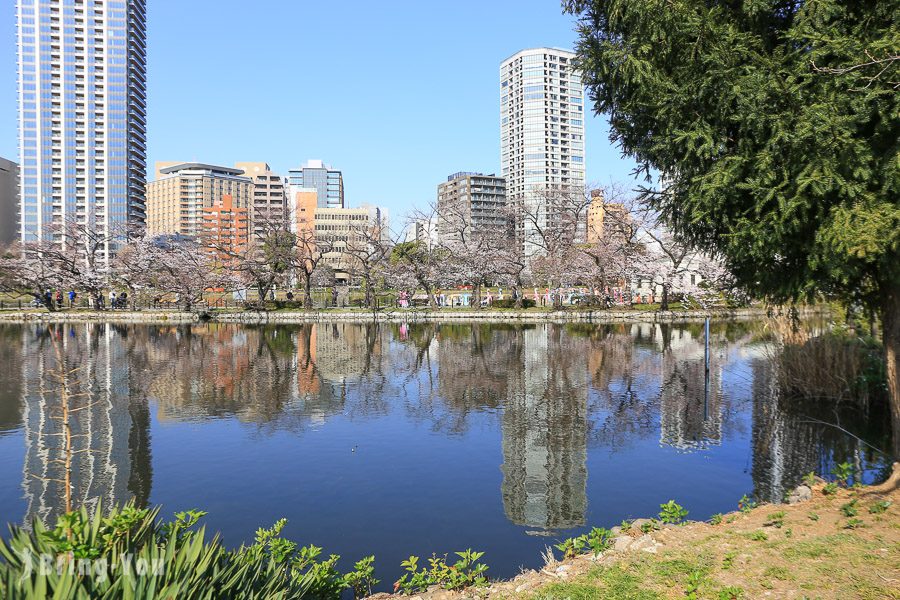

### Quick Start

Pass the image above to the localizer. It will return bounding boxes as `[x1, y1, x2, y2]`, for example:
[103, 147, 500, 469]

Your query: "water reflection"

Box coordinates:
[17, 324, 151, 525]
[501, 326, 588, 532]
[0, 321, 890, 539]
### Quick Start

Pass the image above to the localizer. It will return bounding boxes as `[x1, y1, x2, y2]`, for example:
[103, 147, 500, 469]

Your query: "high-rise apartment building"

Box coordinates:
[437, 172, 507, 246]
[17, 0, 147, 258]
[500, 48, 585, 256]
[0, 158, 19, 246]
[201, 194, 248, 257]
[288, 160, 344, 209]
[146, 163, 253, 239]
[234, 162, 288, 236]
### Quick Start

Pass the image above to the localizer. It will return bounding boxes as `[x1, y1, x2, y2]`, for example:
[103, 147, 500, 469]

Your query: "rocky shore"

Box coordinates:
[367, 464, 899, 599]
[0, 305, 824, 325]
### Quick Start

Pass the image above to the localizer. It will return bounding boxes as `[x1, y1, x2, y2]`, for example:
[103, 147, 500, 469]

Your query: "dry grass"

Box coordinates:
[528, 467, 900, 600]
[766, 316, 886, 404]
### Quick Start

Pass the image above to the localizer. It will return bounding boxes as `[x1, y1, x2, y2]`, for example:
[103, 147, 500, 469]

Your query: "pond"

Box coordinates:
[0, 320, 891, 590]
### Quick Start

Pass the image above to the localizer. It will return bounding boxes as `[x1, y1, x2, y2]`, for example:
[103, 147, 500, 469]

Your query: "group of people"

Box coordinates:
[38, 289, 130, 310]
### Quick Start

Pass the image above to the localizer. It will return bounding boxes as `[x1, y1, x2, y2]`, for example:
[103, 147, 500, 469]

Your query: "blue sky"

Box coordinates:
[0, 0, 641, 226]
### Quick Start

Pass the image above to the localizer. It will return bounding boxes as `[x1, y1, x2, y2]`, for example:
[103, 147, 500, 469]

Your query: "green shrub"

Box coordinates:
[554, 528, 612, 560]
[764, 511, 785, 528]
[658, 500, 688, 524]
[831, 462, 856, 487]
[738, 494, 758, 513]
[0, 504, 372, 599]
[491, 298, 536, 309]
[393, 550, 488, 594]
[840, 500, 858, 517]
[641, 519, 660, 533]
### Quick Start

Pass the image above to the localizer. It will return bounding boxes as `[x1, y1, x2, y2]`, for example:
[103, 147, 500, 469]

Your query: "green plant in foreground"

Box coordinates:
[869, 500, 892, 514]
[840, 500, 859, 517]
[764, 511, 785, 528]
[554, 527, 612, 560]
[844, 518, 864, 529]
[802, 472, 817, 487]
[710, 513, 724, 526]
[0, 503, 360, 599]
[685, 570, 705, 599]
[718, 586, 744, 599]
[586, 527, 613, 555]
[659, 500, 689, 525]
[722, 551, 738, 570]
[738, 494, 757, 513]
[345, 555, 379, 599]
[641, 519, 660, 534]
[393, 549, 489, 594]
[823, 482, 839, 496]
[808, 512, 820, 521]
[831, 462, 855, 487]
[749, 530, 768, 541]
[555, 536, 585, 560]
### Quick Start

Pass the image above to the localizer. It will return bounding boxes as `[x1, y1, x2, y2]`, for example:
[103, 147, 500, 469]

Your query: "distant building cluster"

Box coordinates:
[7, 0, 648, 285]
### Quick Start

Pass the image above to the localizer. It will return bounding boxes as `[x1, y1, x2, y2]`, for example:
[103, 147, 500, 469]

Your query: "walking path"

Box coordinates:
[0, 306, 825, 325]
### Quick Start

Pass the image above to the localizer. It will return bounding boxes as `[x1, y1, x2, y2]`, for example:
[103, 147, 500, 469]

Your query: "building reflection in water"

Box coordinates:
[500, 325, 588, 533]
[749, 355, 890, 502]
[4, 319, 890, 530]
[20, 324, 151, 526]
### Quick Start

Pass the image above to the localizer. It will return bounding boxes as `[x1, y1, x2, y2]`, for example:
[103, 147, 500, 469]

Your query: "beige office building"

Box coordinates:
[234, 162, 288, 236]
[147, 163, 253, 238]
[314, 206, 388, 282]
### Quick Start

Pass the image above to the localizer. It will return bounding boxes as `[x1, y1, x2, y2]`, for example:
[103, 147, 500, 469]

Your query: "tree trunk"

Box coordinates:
[882, 285, 900, 458]
[661, 283, 670, 311]
[303, 276, 313, 308]
[514, 282, 523, 309]
[364, 273, 373, 308]
[474, 283, 482, 310]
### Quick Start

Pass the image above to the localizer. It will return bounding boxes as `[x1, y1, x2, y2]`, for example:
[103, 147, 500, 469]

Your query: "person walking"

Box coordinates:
[110, 291, 117, 309]
[55, 290, 63, 310]
[68, 290, 76, 308]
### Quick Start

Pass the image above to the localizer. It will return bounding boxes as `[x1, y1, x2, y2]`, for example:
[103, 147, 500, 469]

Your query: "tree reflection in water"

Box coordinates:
[0, 320, 890, 531]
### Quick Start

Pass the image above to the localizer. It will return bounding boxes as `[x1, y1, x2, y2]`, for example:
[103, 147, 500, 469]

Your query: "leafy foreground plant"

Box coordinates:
[393, 549, 489, 594]
[0, 503, 375, 599]
[658, 500, 689, 525]
[554, 527, 613, 560]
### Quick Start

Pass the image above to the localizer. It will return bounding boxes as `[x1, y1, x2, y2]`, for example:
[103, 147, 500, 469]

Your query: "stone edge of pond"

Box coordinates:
[0, 306, 827, 325]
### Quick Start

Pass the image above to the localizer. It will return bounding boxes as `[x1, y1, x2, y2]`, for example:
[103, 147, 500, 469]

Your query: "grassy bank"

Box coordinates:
[2, 466, 896, 599]
[483, 466, 899, 600]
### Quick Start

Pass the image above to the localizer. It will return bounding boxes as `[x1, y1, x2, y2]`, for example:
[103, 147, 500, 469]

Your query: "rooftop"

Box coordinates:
[159, 163, 246, 177]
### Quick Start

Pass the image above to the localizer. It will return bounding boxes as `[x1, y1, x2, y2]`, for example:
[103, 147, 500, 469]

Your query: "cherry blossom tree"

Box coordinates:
[0, 241, 60, 308]
[202, 214, 296, 309]
[342, 222, 391, 308]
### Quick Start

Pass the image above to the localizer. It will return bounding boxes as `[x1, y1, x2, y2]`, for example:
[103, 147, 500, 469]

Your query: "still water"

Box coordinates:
[0, 321, 890, 588]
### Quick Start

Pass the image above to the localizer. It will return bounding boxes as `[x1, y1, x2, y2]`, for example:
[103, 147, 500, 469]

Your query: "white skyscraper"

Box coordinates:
[500, 48, 585, 256]
[17, 0, 148, 259]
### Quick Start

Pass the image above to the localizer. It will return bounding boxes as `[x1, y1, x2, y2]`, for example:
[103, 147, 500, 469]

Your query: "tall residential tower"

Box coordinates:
[500, 48, 585, 256]
[17, 0, 148, 258]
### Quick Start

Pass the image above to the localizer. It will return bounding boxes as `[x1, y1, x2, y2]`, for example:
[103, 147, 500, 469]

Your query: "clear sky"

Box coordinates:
[0, 0, 641, 228]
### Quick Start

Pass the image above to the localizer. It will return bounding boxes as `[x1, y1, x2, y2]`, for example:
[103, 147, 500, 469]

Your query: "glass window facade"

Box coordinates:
[16, 0, 147, 256]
